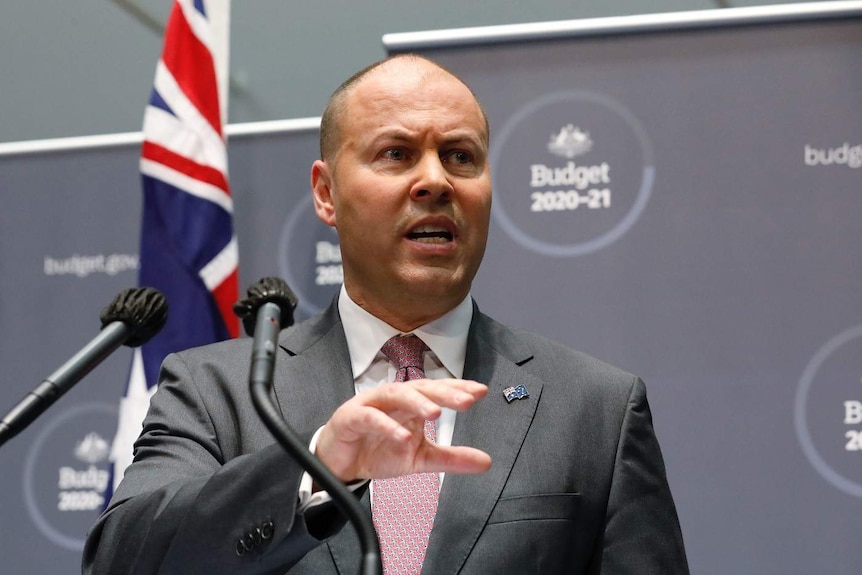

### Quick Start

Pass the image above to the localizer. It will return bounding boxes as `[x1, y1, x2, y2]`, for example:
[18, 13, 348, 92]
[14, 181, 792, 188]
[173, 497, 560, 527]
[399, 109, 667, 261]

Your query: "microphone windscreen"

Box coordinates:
[99, 287, 169, 347]
[233, 277, 298, 336]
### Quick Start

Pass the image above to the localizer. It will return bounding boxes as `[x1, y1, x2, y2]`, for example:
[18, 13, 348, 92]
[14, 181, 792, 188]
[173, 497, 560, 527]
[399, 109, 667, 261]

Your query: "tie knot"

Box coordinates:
[380, 334, 429, 378]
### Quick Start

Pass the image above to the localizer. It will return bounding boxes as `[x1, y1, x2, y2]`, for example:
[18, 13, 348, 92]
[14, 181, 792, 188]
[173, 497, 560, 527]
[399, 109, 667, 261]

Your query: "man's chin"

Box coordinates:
[399, 272, 470, 302]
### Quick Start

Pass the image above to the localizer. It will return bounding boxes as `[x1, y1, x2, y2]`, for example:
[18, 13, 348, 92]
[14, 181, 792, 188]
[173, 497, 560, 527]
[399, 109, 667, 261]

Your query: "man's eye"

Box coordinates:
[381, 148, 406, 161]
[443, 150, 473, 164]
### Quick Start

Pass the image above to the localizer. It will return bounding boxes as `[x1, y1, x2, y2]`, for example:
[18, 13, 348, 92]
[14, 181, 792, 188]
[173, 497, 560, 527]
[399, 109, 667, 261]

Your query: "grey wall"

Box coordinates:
[0, 0, 825, 144]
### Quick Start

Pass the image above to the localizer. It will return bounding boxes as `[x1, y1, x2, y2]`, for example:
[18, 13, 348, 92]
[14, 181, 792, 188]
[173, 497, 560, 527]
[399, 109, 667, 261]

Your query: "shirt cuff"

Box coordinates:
[297, 426, 368, 513]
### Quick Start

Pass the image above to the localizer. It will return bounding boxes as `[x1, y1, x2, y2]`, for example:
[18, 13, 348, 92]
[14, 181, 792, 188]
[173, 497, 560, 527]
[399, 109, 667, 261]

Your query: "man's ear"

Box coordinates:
[311, 160, 336, 227]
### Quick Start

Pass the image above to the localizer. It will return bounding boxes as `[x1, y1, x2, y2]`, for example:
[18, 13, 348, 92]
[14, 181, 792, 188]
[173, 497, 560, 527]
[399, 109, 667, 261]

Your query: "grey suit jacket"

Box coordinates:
[83, 299, 688, 574]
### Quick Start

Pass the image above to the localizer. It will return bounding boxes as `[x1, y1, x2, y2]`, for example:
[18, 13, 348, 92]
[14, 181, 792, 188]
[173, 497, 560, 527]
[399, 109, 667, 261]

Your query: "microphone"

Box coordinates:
[0, 287, 168, 448]
[233, 276, 297, 337]
[236, 278, 381, 575]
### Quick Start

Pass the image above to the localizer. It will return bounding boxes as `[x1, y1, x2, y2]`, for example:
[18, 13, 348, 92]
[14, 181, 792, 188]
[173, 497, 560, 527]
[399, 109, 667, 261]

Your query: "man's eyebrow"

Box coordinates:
[369, 129, 416, 141]
[361, 130, 416, 150]
[364, 128, 487, 149]
[441, 132, 485, 145]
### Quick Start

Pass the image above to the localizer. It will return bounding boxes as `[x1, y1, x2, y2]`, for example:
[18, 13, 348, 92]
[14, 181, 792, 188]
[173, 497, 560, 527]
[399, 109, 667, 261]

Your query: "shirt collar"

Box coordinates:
[338, 285, 473, 380]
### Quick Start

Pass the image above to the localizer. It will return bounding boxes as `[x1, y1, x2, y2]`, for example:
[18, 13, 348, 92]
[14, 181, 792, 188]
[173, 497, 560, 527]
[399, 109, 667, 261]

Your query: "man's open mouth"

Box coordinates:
[406, 225, 454, 243]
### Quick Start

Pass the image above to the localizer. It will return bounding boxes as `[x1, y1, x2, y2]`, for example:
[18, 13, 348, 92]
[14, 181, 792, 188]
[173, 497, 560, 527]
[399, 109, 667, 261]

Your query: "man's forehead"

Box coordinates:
[343, 60, 487, 136]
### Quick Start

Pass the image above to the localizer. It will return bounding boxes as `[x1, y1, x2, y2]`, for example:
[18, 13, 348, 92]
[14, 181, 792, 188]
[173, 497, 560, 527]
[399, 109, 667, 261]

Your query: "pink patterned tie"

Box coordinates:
[372, 334, 439, 575]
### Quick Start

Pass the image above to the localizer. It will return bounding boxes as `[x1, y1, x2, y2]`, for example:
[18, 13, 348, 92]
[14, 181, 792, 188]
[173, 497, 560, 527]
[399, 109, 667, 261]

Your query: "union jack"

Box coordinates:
[108, 0, 237, 494]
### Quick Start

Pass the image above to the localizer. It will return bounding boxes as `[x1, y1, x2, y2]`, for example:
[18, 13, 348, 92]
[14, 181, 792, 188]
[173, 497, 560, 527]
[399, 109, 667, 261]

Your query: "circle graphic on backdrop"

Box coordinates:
[278, 195, 343, 318]
[795, 325, 862, 497]
[490, 90, 654, 257]
[23, 402, 117, 551]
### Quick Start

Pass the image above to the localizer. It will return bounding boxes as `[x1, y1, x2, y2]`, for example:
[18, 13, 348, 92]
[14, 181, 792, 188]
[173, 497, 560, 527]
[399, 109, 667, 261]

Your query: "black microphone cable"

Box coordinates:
[236, 277, 381, 575]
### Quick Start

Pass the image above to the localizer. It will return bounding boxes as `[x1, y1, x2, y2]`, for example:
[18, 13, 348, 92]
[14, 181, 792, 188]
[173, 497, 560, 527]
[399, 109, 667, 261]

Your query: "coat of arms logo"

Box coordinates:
[74, 432, 110, 464]
[547, 124, 593, 159]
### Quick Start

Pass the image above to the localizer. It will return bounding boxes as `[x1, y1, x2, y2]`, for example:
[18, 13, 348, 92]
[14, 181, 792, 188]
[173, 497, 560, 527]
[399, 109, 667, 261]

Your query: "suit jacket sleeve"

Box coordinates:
[82, 350, 345, 575]
[591, 377, 689, 574]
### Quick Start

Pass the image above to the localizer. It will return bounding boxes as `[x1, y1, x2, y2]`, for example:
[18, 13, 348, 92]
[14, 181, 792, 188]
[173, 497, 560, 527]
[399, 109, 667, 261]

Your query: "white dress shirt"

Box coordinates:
[298, 285, 473, 510]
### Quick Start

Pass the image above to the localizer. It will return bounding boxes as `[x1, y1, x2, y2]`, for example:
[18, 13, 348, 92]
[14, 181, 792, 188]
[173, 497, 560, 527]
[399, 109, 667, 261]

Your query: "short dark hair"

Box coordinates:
[318, 54, 489, 163]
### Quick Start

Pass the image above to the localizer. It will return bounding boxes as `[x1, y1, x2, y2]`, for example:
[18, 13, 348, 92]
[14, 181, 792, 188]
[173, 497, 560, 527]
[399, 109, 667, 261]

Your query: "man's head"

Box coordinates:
[319, 55, 489, 165]
[311, 55, 492, 331]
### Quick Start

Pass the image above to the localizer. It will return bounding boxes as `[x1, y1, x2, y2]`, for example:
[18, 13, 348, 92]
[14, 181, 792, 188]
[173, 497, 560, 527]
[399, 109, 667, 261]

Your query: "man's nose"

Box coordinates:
[409, 153, 454, 202]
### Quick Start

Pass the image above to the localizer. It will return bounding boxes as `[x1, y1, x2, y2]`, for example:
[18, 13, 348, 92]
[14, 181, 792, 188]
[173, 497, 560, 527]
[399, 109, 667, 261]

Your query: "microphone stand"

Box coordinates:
[0, 287, 167, 448]
[0, 323, 130, 448]
[248, 302, 381, 575]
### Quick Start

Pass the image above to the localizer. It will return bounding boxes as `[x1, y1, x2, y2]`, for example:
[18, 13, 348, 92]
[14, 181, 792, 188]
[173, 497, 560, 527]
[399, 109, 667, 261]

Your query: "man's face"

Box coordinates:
[312, 60, 491, 326]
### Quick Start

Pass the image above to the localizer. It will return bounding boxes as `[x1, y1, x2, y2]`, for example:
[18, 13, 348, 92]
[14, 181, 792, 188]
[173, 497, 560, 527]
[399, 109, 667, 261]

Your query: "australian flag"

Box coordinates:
[108, 0, 238, 495]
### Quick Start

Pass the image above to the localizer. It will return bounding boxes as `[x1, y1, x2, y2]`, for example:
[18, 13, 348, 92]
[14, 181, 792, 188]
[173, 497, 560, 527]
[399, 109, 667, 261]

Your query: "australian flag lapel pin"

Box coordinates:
[503, 384, 529, 403]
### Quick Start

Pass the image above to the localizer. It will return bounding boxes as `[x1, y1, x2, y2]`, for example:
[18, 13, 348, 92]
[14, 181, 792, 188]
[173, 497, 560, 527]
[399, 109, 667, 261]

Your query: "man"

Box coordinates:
[84, 54, 688, 574]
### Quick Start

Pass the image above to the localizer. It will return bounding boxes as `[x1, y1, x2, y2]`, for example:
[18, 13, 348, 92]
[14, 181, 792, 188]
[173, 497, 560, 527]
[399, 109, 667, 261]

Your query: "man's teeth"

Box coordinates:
[407, 226, 453, 242]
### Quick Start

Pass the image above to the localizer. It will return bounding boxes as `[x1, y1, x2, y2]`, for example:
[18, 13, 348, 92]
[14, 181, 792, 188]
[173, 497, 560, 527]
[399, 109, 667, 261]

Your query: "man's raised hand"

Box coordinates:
[315, 378, 491, 483]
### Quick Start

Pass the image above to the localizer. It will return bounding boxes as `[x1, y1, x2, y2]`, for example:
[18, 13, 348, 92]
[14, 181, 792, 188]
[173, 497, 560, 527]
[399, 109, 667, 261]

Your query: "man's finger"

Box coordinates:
[415, 444, 492, 475]
[362, 379, 488, 417]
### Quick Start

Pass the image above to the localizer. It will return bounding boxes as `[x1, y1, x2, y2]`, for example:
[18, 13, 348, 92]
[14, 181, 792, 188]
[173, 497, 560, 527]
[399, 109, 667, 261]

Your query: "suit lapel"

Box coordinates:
[421, 310, 543, 575]
[271, 301, 355, 437]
